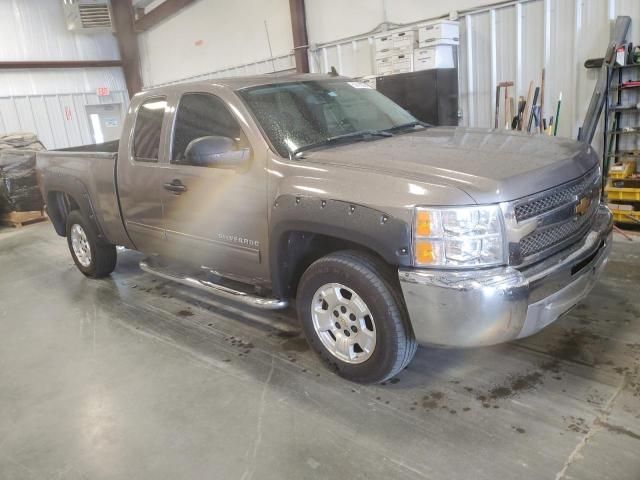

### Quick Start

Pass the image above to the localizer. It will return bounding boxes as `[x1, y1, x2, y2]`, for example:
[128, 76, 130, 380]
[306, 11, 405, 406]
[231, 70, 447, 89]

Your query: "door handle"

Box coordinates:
[163, 179, 187, 194]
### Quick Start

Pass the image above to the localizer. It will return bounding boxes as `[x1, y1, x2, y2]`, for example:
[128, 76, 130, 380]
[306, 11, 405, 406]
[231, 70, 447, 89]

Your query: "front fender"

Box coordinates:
[269, 194, 412, 296]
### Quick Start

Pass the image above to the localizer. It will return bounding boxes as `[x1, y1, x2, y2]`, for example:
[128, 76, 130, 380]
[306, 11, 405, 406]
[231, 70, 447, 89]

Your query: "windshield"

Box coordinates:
[238, 80, 417, 157]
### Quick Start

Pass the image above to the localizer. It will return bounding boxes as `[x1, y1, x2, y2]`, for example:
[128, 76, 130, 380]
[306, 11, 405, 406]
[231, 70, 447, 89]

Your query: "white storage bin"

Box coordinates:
[418, 20, 459, 44]
[392, 30, 417, 50]
[418, 38, 459, 49]
[375, 57, 394, 76]
[374, 47, 394, 60]
[392, 52, 413, 72]
[374, 34, 393, 52]
[414, 44, 455, 70]
[393, 66, 413, 74]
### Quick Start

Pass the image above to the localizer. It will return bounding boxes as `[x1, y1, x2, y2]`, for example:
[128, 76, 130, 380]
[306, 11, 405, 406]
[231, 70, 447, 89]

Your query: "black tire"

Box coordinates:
[297, 250, 417, 384]
[66, 210, 117, 278]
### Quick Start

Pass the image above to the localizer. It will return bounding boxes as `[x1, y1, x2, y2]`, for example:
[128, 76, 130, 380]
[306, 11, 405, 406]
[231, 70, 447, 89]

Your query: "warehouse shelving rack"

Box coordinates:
[603, 62, 640, 226]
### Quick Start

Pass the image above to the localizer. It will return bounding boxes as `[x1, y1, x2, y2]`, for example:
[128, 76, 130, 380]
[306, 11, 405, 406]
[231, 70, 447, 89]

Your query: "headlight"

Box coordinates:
[413, 205, 505, 267]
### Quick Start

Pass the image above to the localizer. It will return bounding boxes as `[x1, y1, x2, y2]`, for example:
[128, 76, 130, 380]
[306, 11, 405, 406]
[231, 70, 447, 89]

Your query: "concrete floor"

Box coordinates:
[1, 222, 639, 480]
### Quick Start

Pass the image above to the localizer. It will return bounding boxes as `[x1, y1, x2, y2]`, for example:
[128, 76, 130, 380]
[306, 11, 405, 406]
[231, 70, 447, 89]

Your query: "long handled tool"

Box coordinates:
[513, 96, 526, 130]
[553, 92, 562, 136]
[539, 69, 545, 133]
[522, 81, 534, 131]
[497, 81, 514, 129]
[507, 96, 515, 130]
[614, 225, 633, 241]
[527, 87, 540, 132]
[624, 213, 640, 225]
[495, 82, 513, 129]
[494, 85, 501, 128]
[579, 16, 631, 143]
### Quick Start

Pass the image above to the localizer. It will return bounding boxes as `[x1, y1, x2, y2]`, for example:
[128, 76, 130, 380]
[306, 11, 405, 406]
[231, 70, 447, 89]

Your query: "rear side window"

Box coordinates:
[132, 97, 167, 162]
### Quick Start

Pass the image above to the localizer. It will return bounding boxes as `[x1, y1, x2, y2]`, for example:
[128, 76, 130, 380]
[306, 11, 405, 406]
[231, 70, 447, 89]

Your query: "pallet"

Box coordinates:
[0, 210, 47, 228]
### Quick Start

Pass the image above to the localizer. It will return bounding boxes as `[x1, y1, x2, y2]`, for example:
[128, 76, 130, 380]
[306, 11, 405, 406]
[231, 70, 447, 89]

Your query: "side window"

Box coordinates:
[171, 93, 244, 165]
[132, 97, 167, 162]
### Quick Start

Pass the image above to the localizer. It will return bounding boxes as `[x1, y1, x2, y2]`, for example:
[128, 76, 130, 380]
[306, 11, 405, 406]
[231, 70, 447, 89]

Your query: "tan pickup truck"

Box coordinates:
[36, 74, 612, 383]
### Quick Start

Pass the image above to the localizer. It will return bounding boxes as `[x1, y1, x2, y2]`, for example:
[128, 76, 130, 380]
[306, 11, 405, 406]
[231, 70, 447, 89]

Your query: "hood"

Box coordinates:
[298, 127, 598, 204]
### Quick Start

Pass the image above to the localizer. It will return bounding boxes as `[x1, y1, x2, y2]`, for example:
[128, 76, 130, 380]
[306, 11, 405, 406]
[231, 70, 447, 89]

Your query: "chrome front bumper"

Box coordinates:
[398, 205, 613, 347]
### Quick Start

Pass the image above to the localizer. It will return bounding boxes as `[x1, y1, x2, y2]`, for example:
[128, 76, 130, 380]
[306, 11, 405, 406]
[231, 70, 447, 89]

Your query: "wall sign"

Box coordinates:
[96, 87, 110, 97]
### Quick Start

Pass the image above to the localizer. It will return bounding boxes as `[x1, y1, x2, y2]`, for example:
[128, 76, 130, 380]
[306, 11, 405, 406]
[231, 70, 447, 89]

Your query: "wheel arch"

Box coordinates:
[45, 187, 104, 240]
[269, 195, 413, 298]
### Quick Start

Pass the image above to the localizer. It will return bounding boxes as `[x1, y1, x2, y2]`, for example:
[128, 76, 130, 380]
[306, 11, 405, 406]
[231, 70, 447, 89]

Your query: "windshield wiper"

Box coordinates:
[384, 120, 431, 134]
[290, 130, 393, 159]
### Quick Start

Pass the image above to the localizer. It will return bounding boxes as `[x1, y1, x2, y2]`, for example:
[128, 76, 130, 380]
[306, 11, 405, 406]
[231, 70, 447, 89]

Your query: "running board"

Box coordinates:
[139, 259, 289, 310]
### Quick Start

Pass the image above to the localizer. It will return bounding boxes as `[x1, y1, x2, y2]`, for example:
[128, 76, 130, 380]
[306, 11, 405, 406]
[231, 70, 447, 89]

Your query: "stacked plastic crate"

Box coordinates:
[606, 159, 640, 225]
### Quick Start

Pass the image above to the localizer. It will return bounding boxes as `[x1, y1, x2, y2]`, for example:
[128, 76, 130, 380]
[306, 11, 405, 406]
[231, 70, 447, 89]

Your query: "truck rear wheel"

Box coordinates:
[66, 210, 117, 278]
[296, 250, 417, 384]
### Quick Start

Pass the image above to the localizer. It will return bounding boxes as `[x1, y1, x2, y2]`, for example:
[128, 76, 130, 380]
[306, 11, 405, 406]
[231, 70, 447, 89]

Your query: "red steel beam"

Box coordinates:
[110, 0, 143, 97]
[0, 60, 122, 69]
[289, 0, 309, 73]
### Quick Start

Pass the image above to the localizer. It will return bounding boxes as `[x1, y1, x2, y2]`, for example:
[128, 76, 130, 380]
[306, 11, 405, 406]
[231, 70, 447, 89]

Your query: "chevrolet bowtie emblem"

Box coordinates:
[575, 196, 591, 216]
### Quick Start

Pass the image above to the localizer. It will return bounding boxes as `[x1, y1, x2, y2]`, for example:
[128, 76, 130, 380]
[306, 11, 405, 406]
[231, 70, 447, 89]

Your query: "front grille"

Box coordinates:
[511, 167, 601, 264]
[519, 211, 594, 257]
[515, 169, 600, 221]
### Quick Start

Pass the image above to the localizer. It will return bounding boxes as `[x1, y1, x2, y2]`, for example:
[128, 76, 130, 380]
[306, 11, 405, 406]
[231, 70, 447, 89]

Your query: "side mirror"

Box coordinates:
[184, 136, 250, 169]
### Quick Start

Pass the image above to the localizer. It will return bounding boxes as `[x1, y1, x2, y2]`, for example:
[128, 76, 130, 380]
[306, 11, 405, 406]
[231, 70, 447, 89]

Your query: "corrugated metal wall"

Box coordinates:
[142, 54, 296, 89]
[458, 0, 640, 147]
[0, 90, 129, 150]
[307, 0, 640, 150]
[0, 0, 127, 149]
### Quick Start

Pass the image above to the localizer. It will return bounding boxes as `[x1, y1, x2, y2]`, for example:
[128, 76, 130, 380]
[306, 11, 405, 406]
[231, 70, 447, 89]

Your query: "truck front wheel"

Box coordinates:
[66, 210, 117, 278]
[296, 250, 417, 384]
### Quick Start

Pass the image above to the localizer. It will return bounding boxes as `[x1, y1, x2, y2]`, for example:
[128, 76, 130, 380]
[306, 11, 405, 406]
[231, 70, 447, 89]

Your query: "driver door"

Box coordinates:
[160, 90, 269, 283]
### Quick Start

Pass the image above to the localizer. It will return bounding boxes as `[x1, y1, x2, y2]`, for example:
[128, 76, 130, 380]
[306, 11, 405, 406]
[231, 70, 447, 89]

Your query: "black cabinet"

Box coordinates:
[375, 69, 459, 126]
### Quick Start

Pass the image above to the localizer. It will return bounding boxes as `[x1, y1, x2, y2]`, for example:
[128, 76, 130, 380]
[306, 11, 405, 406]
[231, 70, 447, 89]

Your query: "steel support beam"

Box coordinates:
[110, 0, 143, 97]
[134, 0, 196, 32]
[0, 61, 122, 69]
[289, 0, 309, 73]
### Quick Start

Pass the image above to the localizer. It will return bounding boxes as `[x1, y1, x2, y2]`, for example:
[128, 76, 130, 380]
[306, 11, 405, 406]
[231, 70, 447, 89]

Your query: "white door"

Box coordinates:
[86, 103, 123, 143]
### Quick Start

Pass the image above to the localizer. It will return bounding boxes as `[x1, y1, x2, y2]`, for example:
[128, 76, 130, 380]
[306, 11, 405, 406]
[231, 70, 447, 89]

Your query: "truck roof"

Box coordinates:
[139, 73, 349, 98]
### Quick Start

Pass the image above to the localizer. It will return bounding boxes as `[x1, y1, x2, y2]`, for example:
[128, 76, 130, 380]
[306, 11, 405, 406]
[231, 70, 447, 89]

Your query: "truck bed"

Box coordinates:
[56, 140, 119, 153]
[36, 142, 131, 248]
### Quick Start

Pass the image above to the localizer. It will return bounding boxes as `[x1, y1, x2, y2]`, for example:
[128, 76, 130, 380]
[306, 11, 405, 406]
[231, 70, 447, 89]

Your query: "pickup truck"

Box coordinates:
[37, 73, 612, 384]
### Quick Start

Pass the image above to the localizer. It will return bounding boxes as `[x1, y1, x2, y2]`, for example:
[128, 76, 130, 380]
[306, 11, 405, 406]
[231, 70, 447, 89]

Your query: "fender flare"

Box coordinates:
[269, 194, 412, 297]
[44, 177, 106, 241]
